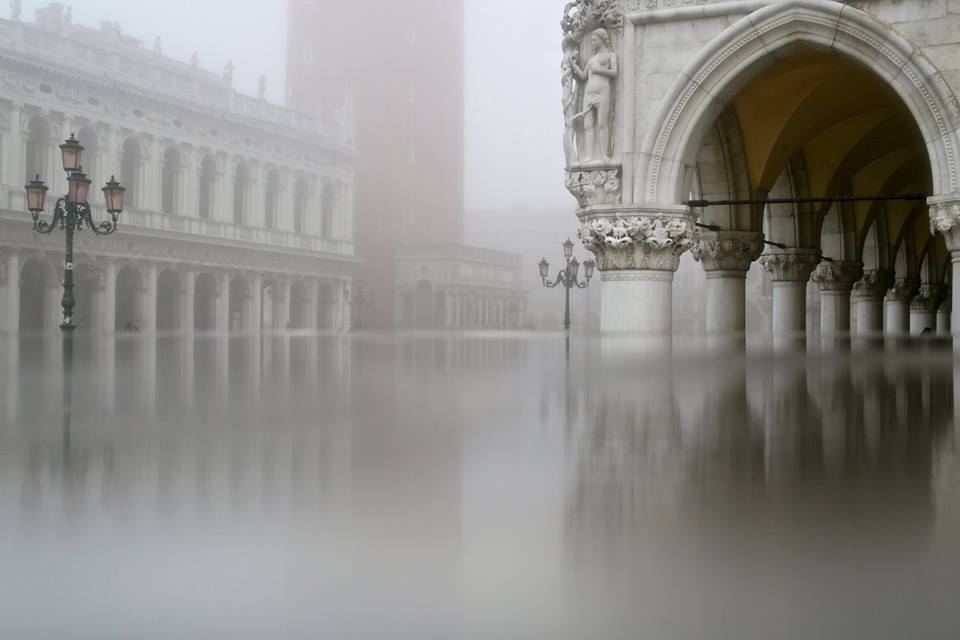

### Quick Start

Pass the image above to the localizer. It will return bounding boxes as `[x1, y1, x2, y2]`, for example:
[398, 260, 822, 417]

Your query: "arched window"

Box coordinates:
[321, 181, 335, 237]
[161, 147, 182, 214]
[264, 171, 279, 230]
[25, 117, 49, 182]
[120, 138, 141, 209]
[233, 162, 250, 225]
[198, 155, 216, 220]
[293, 177, 308, 234]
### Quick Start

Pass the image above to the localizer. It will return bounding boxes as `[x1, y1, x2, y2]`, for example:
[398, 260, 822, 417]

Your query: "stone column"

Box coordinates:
[280, 279, 292, 330]
[250, 274, 263, 334]
[852, 270, 892, 336]
[217, 272, 231, 333]
[142, 263, 158, 333]
[102, 259, 116, 333]
[759, 250, 821, 346]
[929, 198, 960, 334]
[0, 250, 20, 332]
[937, 296, 951, 335]
[578, 210, 695, 334]
[884, 279, 917, 336]
[909, 284, 945, 335]
[811, 260, 862, 339]
[44, 280, 62, 332]
[182, 269, 196, 332]
[691, 232, 764, 336]
[5, 104, 23, 189]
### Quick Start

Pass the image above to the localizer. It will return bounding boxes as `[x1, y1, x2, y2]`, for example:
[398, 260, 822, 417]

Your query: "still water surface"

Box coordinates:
[1, 333, 959, 639]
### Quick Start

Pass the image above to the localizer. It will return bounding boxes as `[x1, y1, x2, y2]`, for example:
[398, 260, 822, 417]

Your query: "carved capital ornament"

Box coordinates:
[579, 213, 694, 272]
[811, 261, 864, 293]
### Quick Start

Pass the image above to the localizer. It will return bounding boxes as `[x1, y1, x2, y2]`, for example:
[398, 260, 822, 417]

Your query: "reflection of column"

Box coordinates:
[909, 284, 945, 335]
[937, 296, 951, 335]
[140, 336, 157, 413]
[280, 279, 291, 330]
[852, 270, 892, 336]
[2, 336, 19, 423]
[760, 250, 820, 350]
[811, 260, 861, 347]
[180, 335, 195, 408]
[692, 232, 764, 337]
[102, 260, 116, 333]
[884, 278, 917, 336]
[251, 274, 263, 333]
[217, 272, 231, 333]
[99, 337, 116, 414]
[341, 281, 351, 332]
[143, 263, 158, 333]
[306, 281, 319, 331]
[0, 251, 19, 332]
[579, 211, 693, 333]
[182, 269, 195, 332]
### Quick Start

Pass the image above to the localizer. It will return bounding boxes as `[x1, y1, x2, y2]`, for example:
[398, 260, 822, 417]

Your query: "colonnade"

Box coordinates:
[399, 286, 524, 330]
[0, 250, 351, 334]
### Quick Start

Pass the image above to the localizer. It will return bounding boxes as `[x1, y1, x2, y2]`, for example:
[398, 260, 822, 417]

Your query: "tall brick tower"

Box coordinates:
[287, 0, 465, 328]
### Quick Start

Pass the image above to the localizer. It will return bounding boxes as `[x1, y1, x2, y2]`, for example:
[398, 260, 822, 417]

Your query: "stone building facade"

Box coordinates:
[562, 0, 960, 340]
[0, 9, 358, 334]
[395, 245, 526, 330]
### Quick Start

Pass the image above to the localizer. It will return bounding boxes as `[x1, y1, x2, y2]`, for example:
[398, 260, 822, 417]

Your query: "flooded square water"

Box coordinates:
[1, 333, 959, 639]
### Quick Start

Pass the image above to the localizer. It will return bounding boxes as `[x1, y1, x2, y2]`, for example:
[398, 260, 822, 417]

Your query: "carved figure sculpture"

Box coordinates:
[223, 60, 235, 85]
[153, 36, 162, 55]
[190, 51, 200, 68]
[571, 28, 617, 164]
[9, 0, 20, 22]
[561, 41, 579, 167]
[258, 74, 268, 100]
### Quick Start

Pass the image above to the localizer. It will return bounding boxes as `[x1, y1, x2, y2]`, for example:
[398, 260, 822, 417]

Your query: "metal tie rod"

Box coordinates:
[685, 193, 929, 208]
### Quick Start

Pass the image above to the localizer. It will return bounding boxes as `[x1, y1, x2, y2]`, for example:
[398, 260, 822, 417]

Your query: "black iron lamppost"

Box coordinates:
[539, 238, 595, 332]
[24, 134, 126, 333]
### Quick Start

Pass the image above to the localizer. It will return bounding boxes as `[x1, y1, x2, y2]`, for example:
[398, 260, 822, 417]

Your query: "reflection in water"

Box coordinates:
[0, 335, 958, 638]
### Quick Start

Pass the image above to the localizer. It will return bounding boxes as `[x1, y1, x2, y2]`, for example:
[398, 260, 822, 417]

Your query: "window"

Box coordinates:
[293, 177, 308, 234]
[233, 163, 250, 224]
[264, 172, 279, 230]
[161, 147, 181, 214]
[120, 138, 141, 209]
[198, 156, 216, 220]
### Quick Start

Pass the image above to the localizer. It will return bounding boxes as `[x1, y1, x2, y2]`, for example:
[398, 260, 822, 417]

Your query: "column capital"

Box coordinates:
[579, 210, 694, 273]
[691, 231, 764, 276]
[910, 283, 947, 313]
[852, 269, 894, 299]
[759, 249, 821, 283]
[811, 260, 863, 293]
[886, 277, 919, 303]
[929, 195, 960, 251]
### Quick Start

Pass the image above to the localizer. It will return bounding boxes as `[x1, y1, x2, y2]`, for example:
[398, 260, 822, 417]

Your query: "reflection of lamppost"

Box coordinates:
[23, 134, 126, 451]
[539, 238, 595, 332]
[346, 287, 373, 330]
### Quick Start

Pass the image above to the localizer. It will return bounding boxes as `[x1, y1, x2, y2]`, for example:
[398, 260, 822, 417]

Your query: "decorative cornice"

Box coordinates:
[566, 165, 622, 208]
[811, 260, 863, 293]
[690, 231, 764, 275]
[579, 212, 694, 272]
[759, 250, 821, 283]
[852, 269, 894, 299]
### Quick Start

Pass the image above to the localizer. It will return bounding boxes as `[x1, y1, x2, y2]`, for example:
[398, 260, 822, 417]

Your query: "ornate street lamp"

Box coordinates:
[540, 238, 595, 332]
[24, 134, 126, 333]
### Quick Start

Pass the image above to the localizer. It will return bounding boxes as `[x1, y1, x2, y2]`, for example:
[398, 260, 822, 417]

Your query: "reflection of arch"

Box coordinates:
[644, 0, 960, 204]
[156, 269, 181, 331]
[264, 171, 279, 230]
[115, 264, 144, 331]
[25, 116, 50, 181]
[317, 281, 335, 330]
[19, 257, 53, 331]
[161, 147, 182, 214]
[194, 272, 218, 331]
[198, 155, 217, 219]
[233, 162, 251, 224]
[414, 280, 434, 328]
[120, 138, 142, 209]
[229, 275, 251, 332]
[289, 280, 309, 329]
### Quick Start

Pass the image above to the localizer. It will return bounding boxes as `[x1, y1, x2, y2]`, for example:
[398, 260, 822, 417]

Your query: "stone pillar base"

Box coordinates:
[600, 270, 673, 334]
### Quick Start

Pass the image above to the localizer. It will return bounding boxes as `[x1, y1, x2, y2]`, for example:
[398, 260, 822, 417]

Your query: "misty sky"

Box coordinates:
[17, 0, 570, 210]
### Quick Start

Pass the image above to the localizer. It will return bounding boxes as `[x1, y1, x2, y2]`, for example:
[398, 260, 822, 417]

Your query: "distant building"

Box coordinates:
[286, 0, 523, 329]
[0, 5, 357, 334]
[395, 245, 525, 329]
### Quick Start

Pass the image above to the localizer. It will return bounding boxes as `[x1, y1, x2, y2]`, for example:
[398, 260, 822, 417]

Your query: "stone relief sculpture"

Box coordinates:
[571, 28, 618, 165]
[561, 42, 579, 168]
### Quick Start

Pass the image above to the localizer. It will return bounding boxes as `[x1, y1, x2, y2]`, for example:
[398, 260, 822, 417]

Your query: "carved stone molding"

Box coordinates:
[929, 197, 960, 251]
[690, 231, 764, 275]
[566, 165, 622, 208]
[579, 212, 694, 272]
[852, 269, 894, 299]
[910, 284, 948, 313]
[886, 278, 920, 303]
[811, 260, 864, 293]
[759, 250, 821, 283]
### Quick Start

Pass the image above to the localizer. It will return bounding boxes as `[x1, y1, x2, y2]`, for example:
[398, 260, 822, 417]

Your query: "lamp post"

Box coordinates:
[24, 134, 126, 333]
[539, 238, 595, 332]
[23, 134, 125, 449]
